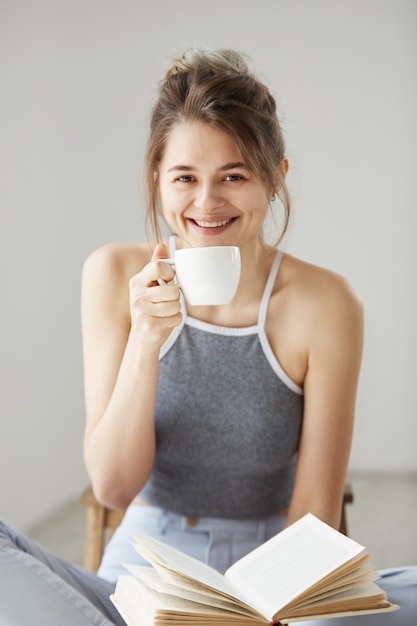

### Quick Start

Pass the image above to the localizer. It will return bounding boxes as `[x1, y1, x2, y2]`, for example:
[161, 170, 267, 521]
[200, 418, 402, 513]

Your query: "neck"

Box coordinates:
[237, 239, 275, 294]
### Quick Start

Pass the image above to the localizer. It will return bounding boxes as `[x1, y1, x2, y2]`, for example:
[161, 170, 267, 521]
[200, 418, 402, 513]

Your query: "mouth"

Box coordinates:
[190, 217, 236, 230]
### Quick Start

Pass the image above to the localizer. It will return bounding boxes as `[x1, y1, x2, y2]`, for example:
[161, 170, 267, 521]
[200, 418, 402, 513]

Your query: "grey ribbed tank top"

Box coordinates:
[139, 236, 304, 519]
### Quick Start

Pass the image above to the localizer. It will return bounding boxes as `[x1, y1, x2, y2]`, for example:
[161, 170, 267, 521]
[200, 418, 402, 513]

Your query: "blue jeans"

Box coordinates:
[98, 503, 287, 581]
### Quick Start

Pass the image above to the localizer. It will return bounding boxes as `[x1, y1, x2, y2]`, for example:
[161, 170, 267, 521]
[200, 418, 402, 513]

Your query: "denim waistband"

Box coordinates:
[98, 503, 287, 582]
[124, 504, 287, 541]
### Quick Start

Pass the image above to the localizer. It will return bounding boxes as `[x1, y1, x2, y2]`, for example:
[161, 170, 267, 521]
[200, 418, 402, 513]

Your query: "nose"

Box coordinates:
[194, 182, 225, 211]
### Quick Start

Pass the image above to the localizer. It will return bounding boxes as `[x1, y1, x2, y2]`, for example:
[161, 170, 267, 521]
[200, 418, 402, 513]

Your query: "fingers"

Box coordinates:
[129, 268, 178, 307]
[128, 244, 182, 341]
[144, 283, 180, 310]
[154, 260, 175, 286]
[151, 243, 169, 261]
[141, 243, 175, 286]
[129, 279, 181, 338]
[129, 243, 176, 297]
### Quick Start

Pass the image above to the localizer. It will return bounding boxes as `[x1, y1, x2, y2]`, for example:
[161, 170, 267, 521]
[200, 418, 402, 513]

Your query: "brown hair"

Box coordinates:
[144, 49, 290, 245]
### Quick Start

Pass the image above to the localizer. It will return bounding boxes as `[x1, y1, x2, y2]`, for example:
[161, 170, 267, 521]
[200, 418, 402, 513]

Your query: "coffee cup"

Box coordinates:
[159, 246, 241, 306]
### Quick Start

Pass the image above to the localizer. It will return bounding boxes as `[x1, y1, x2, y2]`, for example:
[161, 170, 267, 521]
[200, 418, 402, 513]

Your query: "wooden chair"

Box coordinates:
[79, 486, 125, 572]
[80, 483, 354, 572]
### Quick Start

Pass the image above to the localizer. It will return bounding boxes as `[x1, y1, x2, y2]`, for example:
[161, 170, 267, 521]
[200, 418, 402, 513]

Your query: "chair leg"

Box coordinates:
[339, 507, 348, 536]
[340, 482, 354, 536]
[84, 503, 106, 572]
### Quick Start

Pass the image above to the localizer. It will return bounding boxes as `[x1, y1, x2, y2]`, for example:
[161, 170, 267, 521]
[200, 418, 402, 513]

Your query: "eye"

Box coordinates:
[224, 174, 244, 182]
[176, 175, 195, 183]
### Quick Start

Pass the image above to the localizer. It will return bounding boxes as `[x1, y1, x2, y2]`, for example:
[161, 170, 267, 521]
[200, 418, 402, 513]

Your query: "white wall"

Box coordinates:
[1, 0, 416, 530]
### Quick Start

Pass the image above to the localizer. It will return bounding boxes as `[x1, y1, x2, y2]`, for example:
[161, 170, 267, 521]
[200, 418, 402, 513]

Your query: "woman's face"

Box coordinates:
[157, 121, 272, 250]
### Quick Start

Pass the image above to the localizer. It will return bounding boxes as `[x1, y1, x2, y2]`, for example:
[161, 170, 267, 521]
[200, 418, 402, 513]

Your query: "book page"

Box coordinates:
[291, 560, 377, 606]
[284, 581, 392, 617]
[133, 533, 258, 611]
[225, 513, 366, 619]
[124, 564, 262, 619]
[113, 573, 266, 623]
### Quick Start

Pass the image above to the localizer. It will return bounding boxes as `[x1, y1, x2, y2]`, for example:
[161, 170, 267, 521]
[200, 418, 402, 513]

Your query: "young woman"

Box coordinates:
[0, 48, 415, 626]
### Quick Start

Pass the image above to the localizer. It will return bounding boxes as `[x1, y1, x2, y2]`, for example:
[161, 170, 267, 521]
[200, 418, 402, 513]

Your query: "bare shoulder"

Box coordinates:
[279, 253, 365, 358]
[267, 252, 364, 386]
[271, 252, 363, 348]
[81, 242, 154, 328]
[278, 253, 364, 321]
[82, 241, 153, 285]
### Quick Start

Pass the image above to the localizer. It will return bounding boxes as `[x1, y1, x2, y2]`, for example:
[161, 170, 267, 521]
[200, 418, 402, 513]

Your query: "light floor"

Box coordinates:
[30, 471, 417, 571]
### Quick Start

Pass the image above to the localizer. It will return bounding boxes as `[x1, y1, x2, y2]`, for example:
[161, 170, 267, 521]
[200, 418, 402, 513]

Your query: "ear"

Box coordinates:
[271, 158, 289, 198]
[279, 157, 289, 178]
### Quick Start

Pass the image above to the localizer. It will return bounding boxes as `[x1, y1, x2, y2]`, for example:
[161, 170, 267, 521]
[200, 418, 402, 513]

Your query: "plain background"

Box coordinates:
[1, 0, 416, 531]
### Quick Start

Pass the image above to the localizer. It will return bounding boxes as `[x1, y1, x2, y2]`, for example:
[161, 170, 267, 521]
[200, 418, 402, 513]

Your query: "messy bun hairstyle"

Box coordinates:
[145, 49, 290, 244]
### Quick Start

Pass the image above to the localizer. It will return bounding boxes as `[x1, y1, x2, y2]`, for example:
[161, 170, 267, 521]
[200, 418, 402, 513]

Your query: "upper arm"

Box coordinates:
[288, 273, 364, 528]
[81, 244, 133, 444]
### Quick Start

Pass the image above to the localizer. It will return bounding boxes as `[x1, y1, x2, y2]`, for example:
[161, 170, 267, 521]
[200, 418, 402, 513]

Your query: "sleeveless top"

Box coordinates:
[139, 236, 304, 519]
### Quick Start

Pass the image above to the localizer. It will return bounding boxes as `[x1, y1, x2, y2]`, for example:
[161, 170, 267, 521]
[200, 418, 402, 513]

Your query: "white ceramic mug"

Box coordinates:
[159, 246, 241, 306]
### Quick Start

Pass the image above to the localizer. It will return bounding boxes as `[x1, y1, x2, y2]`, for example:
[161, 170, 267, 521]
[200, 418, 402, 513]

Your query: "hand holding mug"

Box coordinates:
[129, 244, 182, 345]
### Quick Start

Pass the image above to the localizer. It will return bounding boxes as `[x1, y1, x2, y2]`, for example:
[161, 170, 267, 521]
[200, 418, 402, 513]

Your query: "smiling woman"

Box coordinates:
[145, 48, 290, 248]
[0, 47, 415, 626]
[157, 122, 275, 249]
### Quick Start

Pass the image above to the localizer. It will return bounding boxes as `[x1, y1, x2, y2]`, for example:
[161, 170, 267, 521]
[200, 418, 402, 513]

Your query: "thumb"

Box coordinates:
[151, 242, 174, 286]
[151, 243, 169, 261]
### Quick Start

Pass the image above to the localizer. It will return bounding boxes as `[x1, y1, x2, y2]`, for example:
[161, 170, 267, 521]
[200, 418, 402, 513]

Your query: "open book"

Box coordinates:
[110, 513, 398, 625]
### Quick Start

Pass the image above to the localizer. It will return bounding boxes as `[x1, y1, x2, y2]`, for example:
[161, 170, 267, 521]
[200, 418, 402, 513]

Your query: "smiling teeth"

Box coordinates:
[195, 219, 230, 228]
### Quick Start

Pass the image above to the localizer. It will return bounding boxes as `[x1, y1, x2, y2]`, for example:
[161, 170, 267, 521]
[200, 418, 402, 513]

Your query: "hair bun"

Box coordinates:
[166, 48, 250, 78]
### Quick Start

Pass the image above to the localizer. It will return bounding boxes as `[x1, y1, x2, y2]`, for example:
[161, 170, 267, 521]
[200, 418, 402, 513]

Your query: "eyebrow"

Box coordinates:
[167, 161, 248, 173]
